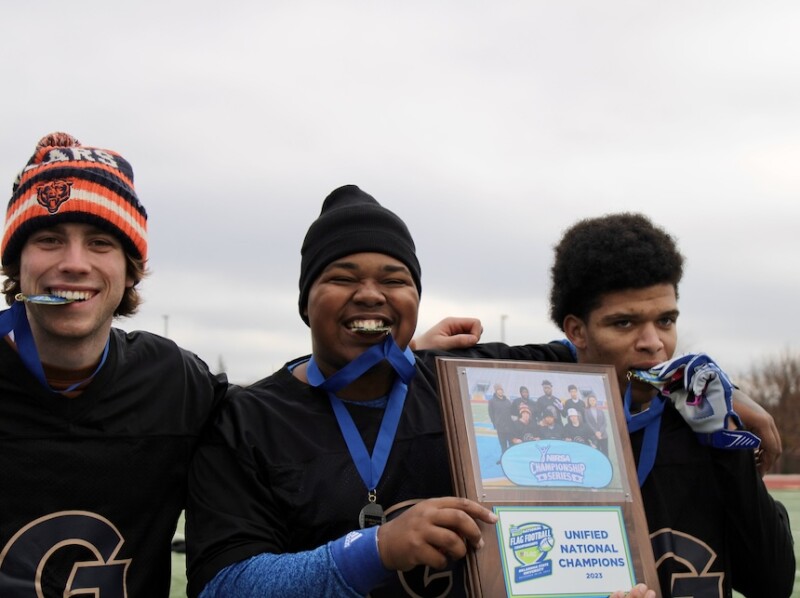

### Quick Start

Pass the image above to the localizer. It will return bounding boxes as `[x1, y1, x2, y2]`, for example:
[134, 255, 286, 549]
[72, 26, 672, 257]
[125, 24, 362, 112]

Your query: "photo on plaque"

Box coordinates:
[435, 358, 659, 598]
[461, 365, 622, 494]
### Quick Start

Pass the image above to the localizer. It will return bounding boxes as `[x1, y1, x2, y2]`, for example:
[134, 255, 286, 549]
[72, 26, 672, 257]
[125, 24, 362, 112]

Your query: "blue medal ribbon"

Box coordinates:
[306, 335, 416, 493]
[0, 302, 109, 393]
[623, 382, 666, 486]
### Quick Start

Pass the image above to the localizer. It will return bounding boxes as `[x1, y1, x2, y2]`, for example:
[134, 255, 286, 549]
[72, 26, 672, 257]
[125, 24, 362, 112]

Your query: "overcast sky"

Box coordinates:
[2, 1, 799, 384]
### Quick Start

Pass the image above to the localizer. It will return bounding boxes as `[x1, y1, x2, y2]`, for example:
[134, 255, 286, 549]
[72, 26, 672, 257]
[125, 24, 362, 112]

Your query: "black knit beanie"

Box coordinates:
[298, 185, 422, 325]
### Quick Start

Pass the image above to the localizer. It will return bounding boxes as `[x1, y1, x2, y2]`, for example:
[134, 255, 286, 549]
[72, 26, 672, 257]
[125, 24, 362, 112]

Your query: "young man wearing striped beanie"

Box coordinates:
[0, 133, 227, 596]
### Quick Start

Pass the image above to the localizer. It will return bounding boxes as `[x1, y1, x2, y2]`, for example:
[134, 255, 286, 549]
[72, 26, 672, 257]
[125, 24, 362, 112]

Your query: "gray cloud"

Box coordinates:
[2, 0, 799, 383]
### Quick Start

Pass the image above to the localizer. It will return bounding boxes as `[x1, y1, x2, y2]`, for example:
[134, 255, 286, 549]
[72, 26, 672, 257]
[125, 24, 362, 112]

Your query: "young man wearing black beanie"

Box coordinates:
[186, 185, 655, 598]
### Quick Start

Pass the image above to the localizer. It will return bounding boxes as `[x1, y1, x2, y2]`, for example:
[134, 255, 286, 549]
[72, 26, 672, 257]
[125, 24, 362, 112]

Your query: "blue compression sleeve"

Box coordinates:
[329, 528, 392, 593]
[199, 528, 391, 598]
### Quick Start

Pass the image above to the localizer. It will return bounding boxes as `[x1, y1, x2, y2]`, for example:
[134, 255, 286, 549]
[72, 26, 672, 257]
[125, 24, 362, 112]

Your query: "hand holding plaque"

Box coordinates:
[436, 358, 660, 598]
[376, 497, 497, 571]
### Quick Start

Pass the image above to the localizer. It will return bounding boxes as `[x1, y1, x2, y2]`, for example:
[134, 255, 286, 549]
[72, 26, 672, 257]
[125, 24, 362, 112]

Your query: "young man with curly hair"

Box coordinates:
[550, 213, 795, 597]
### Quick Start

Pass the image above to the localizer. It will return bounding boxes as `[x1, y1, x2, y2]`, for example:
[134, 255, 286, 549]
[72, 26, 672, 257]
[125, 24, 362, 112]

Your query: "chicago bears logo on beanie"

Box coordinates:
[298, 185, 422, 325]
[1, 132, 148, 266]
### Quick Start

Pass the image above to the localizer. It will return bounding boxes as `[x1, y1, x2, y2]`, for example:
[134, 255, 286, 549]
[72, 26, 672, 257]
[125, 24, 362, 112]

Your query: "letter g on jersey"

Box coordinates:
[0, 511, 131, 597]
[651, 528, 724, 598]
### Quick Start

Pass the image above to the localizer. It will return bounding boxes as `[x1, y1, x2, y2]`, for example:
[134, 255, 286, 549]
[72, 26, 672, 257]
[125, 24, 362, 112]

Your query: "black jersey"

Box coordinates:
[0, 328, 226, 598]
[186, 341, 573, 597]
[633, 403, 794, 597]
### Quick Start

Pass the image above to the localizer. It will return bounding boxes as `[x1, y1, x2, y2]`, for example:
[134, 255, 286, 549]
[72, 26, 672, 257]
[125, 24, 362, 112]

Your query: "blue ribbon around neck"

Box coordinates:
[306, 335, 416, 493]
[624, 382, 666, 486]
[0, 302, 109, 394]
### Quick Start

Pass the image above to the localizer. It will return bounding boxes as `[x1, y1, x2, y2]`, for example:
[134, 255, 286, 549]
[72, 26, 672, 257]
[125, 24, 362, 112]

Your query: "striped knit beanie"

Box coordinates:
[1, 132, 147, 265]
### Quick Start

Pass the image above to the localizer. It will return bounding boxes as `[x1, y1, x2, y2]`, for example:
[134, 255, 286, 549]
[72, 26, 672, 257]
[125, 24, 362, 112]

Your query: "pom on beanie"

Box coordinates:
[1, 132, 147, 265]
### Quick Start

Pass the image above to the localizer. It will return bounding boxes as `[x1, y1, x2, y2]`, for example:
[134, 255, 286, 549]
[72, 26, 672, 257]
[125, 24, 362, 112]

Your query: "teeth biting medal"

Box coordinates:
[15, 293, 76, 305]
[350, 320, 391, 334]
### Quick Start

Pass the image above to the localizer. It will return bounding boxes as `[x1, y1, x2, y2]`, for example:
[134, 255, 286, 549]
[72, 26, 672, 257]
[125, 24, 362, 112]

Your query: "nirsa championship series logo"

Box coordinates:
[508, 522, 555, 583]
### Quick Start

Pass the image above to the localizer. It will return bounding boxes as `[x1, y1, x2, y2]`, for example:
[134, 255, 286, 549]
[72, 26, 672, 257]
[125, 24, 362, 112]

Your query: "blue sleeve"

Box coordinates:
[198, 528, 391, 598]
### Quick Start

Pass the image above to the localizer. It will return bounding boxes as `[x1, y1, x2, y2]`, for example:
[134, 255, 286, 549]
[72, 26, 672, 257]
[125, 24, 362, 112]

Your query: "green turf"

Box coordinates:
[171, 552, 186, 598]
[170, 512, 186, 598]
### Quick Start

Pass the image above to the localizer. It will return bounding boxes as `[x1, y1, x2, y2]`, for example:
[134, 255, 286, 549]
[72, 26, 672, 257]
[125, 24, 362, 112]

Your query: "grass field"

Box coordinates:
[169, 489, 800, 598]
[170, 512, 186, 598]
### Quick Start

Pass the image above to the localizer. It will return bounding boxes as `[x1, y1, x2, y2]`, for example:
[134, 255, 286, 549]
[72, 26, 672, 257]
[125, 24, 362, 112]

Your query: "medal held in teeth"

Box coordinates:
[15, 293, 75, 305]
[350, 319, 392, 335]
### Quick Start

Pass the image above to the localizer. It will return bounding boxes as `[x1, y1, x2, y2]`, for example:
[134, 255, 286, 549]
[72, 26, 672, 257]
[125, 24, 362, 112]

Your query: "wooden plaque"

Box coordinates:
[435, 358, 660, 598]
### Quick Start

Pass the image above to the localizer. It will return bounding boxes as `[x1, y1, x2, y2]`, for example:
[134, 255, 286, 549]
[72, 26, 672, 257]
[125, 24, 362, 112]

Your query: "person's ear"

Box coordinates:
[563, 315, 588, 350]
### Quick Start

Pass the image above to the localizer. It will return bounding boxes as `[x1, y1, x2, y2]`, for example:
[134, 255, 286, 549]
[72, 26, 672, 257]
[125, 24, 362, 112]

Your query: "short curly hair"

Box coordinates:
[549, 213, 684, 329]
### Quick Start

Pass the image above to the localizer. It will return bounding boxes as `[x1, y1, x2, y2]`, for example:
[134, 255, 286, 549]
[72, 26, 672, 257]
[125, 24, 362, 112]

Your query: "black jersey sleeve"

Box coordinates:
[185, 386, 288, 597]
[417, 339, 575, 363]
[716, 449, 795, 597]
[466, 340, 575, 362]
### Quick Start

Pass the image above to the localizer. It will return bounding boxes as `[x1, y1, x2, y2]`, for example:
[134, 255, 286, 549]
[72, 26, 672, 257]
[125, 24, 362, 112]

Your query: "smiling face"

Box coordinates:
[304, 252, 420, 376]
[18, 222, 133, 362]
[564, 283, 679, 405]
